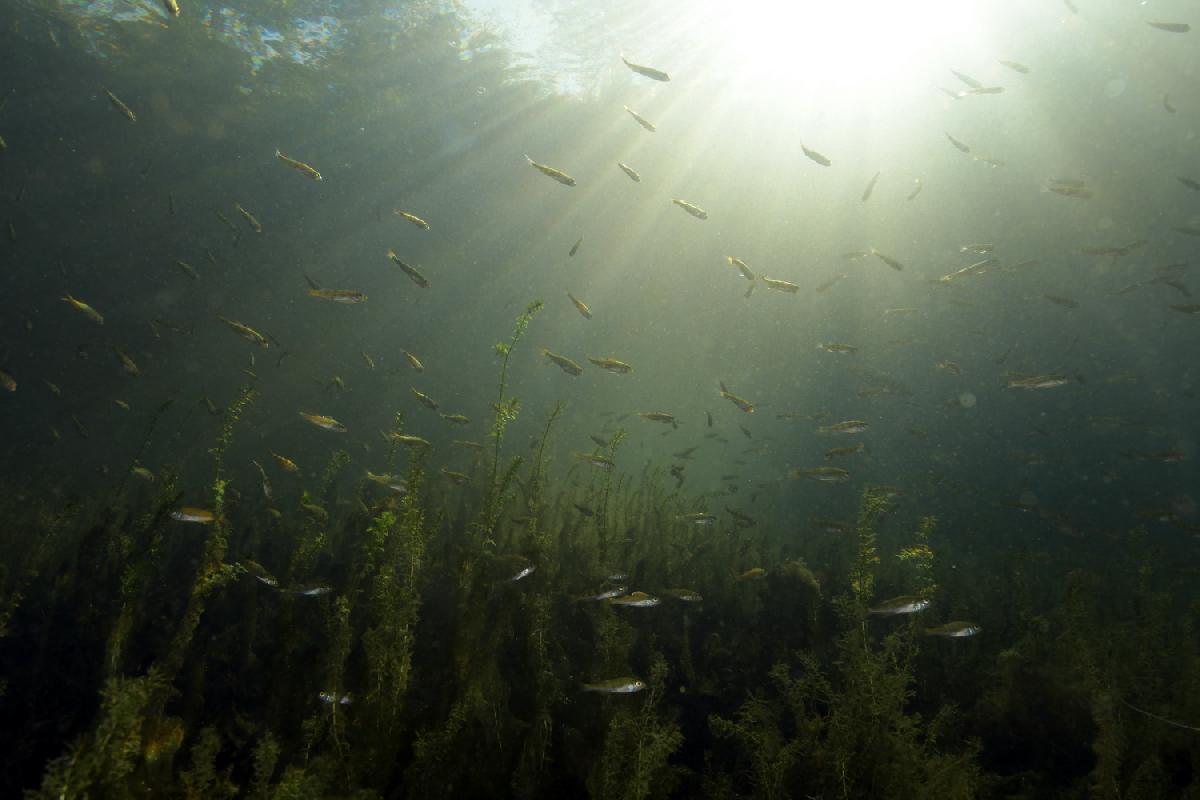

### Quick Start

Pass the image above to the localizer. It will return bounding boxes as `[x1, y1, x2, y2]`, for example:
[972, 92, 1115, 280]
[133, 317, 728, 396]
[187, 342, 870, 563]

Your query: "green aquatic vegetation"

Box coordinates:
[588, 654, 683, 800]
[481, 300, 544, 539]
[849, 485, 890, 606]
[180, 725, 238, 800]
[250, 732, 281, 799]
[523, 401, 564, 561]
[897, 515, 938, 599]
[29, 671, 168, 799]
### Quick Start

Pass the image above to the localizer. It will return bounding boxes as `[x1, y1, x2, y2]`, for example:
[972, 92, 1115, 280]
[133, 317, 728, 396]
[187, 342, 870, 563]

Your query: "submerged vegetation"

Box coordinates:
[1, 1, 1199, 798]
[0, 305, 1196, 799]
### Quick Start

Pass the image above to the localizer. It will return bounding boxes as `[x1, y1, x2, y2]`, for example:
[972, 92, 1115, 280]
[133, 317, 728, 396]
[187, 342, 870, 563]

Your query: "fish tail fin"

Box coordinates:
[274, 147, 281, 157]
[524, 153, 534, 164]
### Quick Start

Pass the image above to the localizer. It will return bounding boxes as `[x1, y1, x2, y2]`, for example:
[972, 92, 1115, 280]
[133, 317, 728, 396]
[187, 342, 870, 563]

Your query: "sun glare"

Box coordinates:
[692, 0, 984, 100]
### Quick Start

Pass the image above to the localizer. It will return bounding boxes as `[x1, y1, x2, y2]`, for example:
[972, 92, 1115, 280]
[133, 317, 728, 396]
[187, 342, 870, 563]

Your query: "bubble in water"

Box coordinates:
[958, 391, 977, 408]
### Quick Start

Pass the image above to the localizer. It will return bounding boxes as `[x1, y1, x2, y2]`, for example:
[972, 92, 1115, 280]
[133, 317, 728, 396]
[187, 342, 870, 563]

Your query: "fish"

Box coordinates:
[214, 211, 238, 232]
[1164, 94, 1176, 113]
[1178, 177, 1200, 192]
[318, 691, 352, 706]
[252, 459, 272, 500]
[621, 55, 670, 82]
[400, 349, 424, 371]
[789, 466, 851, 483]
[617, 162, 641, 182]
[525, 154, 576, 186]
[1169, 304, 1200, 314]
[706, 410, 714, 427]
[308, 288, 367, 304]
[817, 343, 858, 354]
[671, 198, 707, 219]
[1174, 226, 1200, 237]
[174, 259, 198, 280]
[361, 351, 375, 370]
[411, 388, 439, 411]
[569, 236, 583, 256]
[387, 433, 432, 448]
[541, 349, 583, 376]
[290, 585, 333, 597]
[727, 256, 755, 281]
[582, 677, 646, 694]
[170, 507, 215, 523]
[1047, 179, 1093, 199]
[0, 369, 15, 392]
[576, 452, 615, 469]
[442, 468, 470, 485]
[270, 451, 300, 472]
[164, 0, 180, 16]
[935, 360, 962, 375]
[393, 209, 430, 230]
[639, 412, 678, 427]
[366, 471, 410, 494]
[944, 132, 970, 153]
[62, 294, 104, 325]
[739, 567, 768, 580]
[726, 507, 756, 528]
[925, 621, 981, 638]
[761, 276, 800, 293]
[438, 413, 468, 427]
[131, 465, 154, 482]
[235, 203, 262, 233]
[907, 179, 923, 200]
[578, 585, 630, 602]
[719, 381, 755, 413]
[961, 243, 995, 254]
[567, 292, 592, 319]
[387, 249, 430, 288]
[1043, 294, 1078, 308]
[819, 420, 869, 434]
[218, 316, 270, 348]
[1122, 450, 1187, 463]
[884, 307, 919, 316]
[815, 273, 848, 293]
[104, 89, 136, 122]
[1006, 374, 1070, 389]
[623, 105, 657, 132]
[1148, 22, 1190, 33]
[114, 347, 139, 377]
[951, 69, 983, 89]
[861, 171, 880, 202]
[801, 143, 831, 166]
[608, 591, 660, 607]
[869, 595, 931, 616]
[967, 86, 1005, 95]
[871, 250, 905, 271]
[299, 412, 347, 432]
[824, 443, 865, 459]
[587, 356, 632, 374]
[998, 60, 1029, 74]
[662, 589, 702, 602]
[677, 512, 717, 525]
[275, 148, 322, 181]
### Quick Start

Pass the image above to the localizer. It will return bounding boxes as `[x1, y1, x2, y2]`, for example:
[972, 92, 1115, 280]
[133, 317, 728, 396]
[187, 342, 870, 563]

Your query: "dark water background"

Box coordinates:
[1, 0, 1199, 797]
